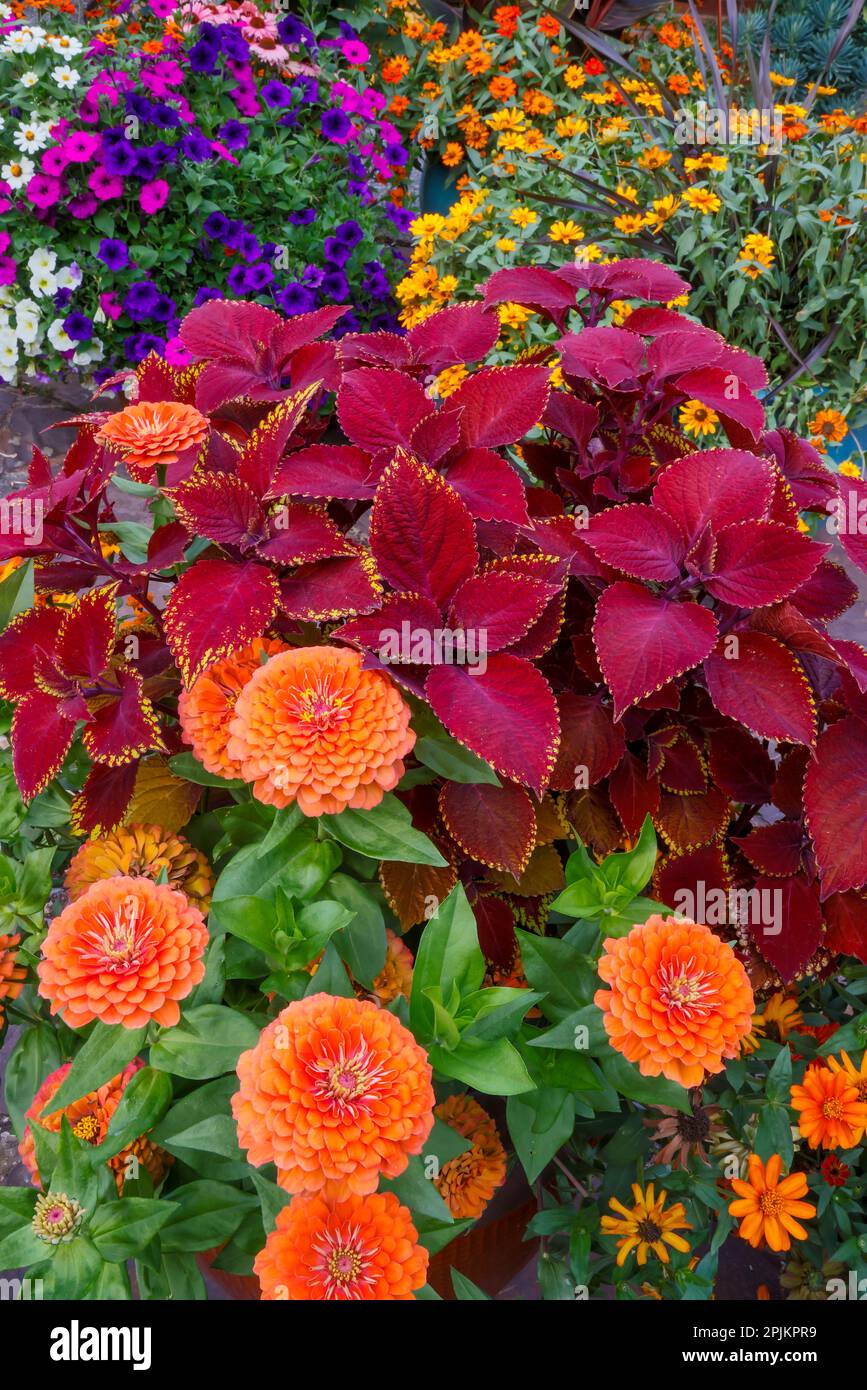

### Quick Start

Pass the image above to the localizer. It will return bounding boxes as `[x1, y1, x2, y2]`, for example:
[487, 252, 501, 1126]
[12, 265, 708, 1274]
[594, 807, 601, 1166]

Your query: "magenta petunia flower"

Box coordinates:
[62, 131, 100, 164]
[0, 256, 16, 287]
[163, 335, 194, 366]
[68, 193, 98, 219]
[26, 175, 62, 210]
[41, 147, 68, 177]
[88, 167, 123, 201]
[99, 291, 123, 321]
[140, 179, 169, 215]
[341, 40, 370, 65]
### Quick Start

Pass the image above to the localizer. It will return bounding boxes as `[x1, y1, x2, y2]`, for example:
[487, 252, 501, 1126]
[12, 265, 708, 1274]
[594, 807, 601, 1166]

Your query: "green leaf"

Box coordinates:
[250, 1170, 289, 1236]
[51, 1118, 99, 1211]
[44, 1238, 105, 1299]
[429, 1035, 534, 1096]
[527, 1005, 610, 1056]
[0, 1222, 50, 1270]
[601, 1053, 692, 1113]
[597, 816, 656, 897]
[0, 558, 34, 629]
[49, 1025, 148, 1112]
[325, 873, 387, 985]
[451, 1269, 491, 1299]
[516, 930, 596, 1020]
[414, 734, 500, 785]
[159, 1181, 257, 1252]
[508, 1089, 575, 1184]
[381, 1154, 453, 1223]
[765, 1044, 793, 1104]
[89, 1198, 178, 1262]
[4, 1023, 62, 1139]
[303, 940, 354, 997]
[755, 1102, 794, 1167]
[322, 794, 447, 865]
[410, 886, 484, 1042]
[212, 826, 339, 908]
[168, 752, 245, 790]
[98, 1067, 173, 1161]
[149, 1005, 262, 1080]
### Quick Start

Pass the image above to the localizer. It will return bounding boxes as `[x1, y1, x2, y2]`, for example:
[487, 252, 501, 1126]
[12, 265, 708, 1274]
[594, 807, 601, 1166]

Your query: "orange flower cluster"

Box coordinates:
[178, 636, 288, 778]
[233, 993, 434, 1196]
[38, 875, 208, 1029]
[96, 401, 209, 481]
[65, 822, 214, 914]
[226, 646, 415, 816]
[19, 1059, 170, 1194]
[434, 1094, 507, 1219]
[0, 933, 25, 1027]
[594, 915, 754, 1088]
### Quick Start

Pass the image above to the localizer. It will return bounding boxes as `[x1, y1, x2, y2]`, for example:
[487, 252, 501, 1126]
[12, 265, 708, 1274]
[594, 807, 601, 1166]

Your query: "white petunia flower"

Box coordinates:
[1, 156, 35, 189]
[29, 270, 57, 298]
[55, 263, 82, 290]
[15, 300, 40, 344]
[0, 329, 19, 367]
[51, 66, 79, 89]
[28, 247, 56, 274]
[47, 318, 74, 351]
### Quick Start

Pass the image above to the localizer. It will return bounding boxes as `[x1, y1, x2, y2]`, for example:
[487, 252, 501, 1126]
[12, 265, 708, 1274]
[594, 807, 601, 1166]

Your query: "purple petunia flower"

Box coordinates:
[278, 282, 316, 316]
[334, 219, 364, 248]
[246, 263, 274, 292]
[320, 269, 349, 300]
[239, 232, 261, 263]
[227, 264, 250, 295]
[320, 108, 352, 144]
[261, 80, 293, 109]
[203, 211, 229, 239]
[193, 287, 223, 307]
[189, 38, 219, 74]
[288, 208, 316, 226]
[124, 281, 160, 321]
[125, 332, 165, 362]
[63, 312, 94, 343]
[323, 237, 351, 268]
[277, 16, 315, 47]
[181, 131, 213, 164]
[68, 193, 98, 219]
[217, 120, 248, 151]
[102, 140, 138, 177]
[97, 238, 129, 271]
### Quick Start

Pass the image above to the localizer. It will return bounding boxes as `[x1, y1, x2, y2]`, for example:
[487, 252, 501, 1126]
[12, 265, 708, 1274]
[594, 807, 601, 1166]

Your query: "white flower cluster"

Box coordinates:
[0, 21, 85, 91]
[0, 249, 103, 384]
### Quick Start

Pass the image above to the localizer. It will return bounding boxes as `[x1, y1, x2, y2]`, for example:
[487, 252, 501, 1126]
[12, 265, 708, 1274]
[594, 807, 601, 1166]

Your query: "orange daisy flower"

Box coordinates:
[728, 1153, 816, 1251]
[226, 646, 415, 816]
[19, 1059, 170, 1194]
[0, 932, 25, 1026]
[790, 1065, 867, 1150]
[601, 1182, 692, 1267]
[65, 823, 214, 914]
[827, 1049, 867, 1104]
[178, 636, 287, 779]
[232, 993, 434, 1196]
[434, 1094, 507, 1219]
[594, 915, 754, 1088]
[807, 408, 848, 444]
[96, 401, 209, 481]
[38, 875, 208, 1029]
[255, 1190, 428, 1300]
[371, 929, 414, 1005]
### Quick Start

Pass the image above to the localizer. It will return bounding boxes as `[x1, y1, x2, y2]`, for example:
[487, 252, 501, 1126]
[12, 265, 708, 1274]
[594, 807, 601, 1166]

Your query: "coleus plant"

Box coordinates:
[0, 256, 865, 990]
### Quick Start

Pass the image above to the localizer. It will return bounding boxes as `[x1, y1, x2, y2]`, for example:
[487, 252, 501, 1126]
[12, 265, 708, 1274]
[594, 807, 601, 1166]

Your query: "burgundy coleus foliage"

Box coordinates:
[4, 260, 867, 986]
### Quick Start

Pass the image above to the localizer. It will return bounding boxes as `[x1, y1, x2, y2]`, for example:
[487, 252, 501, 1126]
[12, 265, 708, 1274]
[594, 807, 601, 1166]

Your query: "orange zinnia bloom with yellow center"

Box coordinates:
[728, 1154, 816, 1251]
[96, 400, 209, 480]
[232, 993, 434, 1196]
[227, 646, 415, 816]
[65, 823, 214, 914]
[0, 932, 25, 1025]
[255, 1191, 428, 1300]
[434, 1094, 507, 1219]
[38, 875, 208, 1029]
[594, 915, 754, 1088]
[790, 1064, 867, 1150]
[178, 637, 287, 779]
[19, 1059, 170, 1194]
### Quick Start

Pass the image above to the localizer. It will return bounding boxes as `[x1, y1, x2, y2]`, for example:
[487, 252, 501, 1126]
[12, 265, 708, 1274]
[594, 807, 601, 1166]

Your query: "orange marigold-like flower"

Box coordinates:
[255, 1190, 428, 1300]
[19, 1059, 171, 1194]
[790, 1065, 867, 1150]
[177, 636, 288, 778]
[594, 915, 754, 1088]
[226, 646, 415, 816]
[728, 1153, 816, 1251]
[65, 823, 214, 914]
[827, 1049, 867, 1104]
[232, 993, 434, 1196]
[434, 1094, 507, 1219]
[371, 929, 414, 1005]
[96, 401, 209, 481]
[0, 932, 25, 1025]
[38, 875, 208, 1029]
[601, 1182, 692, 1267]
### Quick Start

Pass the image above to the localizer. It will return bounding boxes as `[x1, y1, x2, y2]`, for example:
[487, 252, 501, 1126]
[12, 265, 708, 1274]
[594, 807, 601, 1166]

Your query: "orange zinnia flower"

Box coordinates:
[65, 823, 214, 914]
[178, 636, 287, 779]
[19, 1059, 170, 1194]
[255, 1190, 428, 1300]
[827, 1049, 867, 1104]
[38, 875, 208, 1029]
[601, 1182, 692, 1267]
[0, 932, 25, 1025]
[728, 1154, 816, 1251]
[226, 646, 415, 816]
[232, 993, 434, 1196]
[371, 929, 414, 1005]
[594, 915, 754, 1088]
[434, 1094, 507, 1219]
[96, 400, 209, 480]
[790, 1065, 867, 1150]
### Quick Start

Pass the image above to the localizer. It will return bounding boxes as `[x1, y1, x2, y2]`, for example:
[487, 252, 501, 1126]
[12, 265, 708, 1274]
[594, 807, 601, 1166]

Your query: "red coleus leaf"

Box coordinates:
[704, 633, 816, 745]
[448, 570, 558, 652]
[369, 453, 477, 609]
[609, 749, 660, 837]
[70, 760, 138, 836]
[11, 689, 77, 800]
[654, 842, 731, 916]
[268, 444, 381, 501]
[147, 522, 188, 570]
[542, 392, 599, 448]
[54, 585, 118, 682]
[508, 589, 565, 660]
[134, 351, 179, 403]
[674, 367, 764, 440]
[557, 325, 644, 388]
[593, 581, 718, 719]
[824, 891, 867, 964]
[410, 407, 463, 466]
[789, 560, 858, 624]
[654, 785, 731, 851]
[405, 302, 500, 372]
[257, 505, 353, 566]
[707, 725, 775, 804]
[652, 449, 775, 544]
[733, 822, 805, 877]
[804, 716, 867, 897]
[448, 365, 551, 449]
[748, 874, 823, 983]
[443, 449, 530, 525]
[336, 368, 430, 452]
[472, 896, 517, 970]
[338, 331, 413, 370]
[172, 473, 265, 551]
[832, 473, 867, 574]
[336, 592, 442, 661]
[750, 601, 843, 668]
[703, 521, 827, 608]
[193, 362, 269, 414]
[269, 306, 350, 370]
[280, 552, 381, 622]
[0, 607, 63, 699]
[439, 781, 536, 877]
[550, 692, 625, 792]
[236, 391, 317, 497]
[82, 665, 162, 765]
[655, 731, 707, 794]
[180, 299, 285, 362]
[482, 265, 577, 328]
[558, 257, 691, 304]
[584, 504, 686, 581]
[762, 428, 839, 513]
[425, 654, 559, 796]
[164, 557, 280, 686]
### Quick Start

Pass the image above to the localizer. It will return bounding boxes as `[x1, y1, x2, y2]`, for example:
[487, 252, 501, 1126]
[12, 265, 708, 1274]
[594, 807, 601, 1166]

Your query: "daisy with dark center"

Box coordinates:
[644, 1096, 724, 1168]
[761, 992, 803, 1042]
[678, 398, 719, 437]
[600, 1182, 692, 1267]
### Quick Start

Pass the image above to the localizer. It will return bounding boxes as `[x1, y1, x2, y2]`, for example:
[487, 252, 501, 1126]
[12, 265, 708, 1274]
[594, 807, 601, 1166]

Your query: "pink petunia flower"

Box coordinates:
[99, 291, 123, 321]
[41, 147, 69, 177]
[68, 193, 98, 219]
[26, 175, 62, 209]
[62, 131, 100, 164]
[163, 335, 194, 366]
[88, 167, 123, 201]
[0, 256, 16, 286]
[140, 179, 169, 214]
[341, 40, 370, 66]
